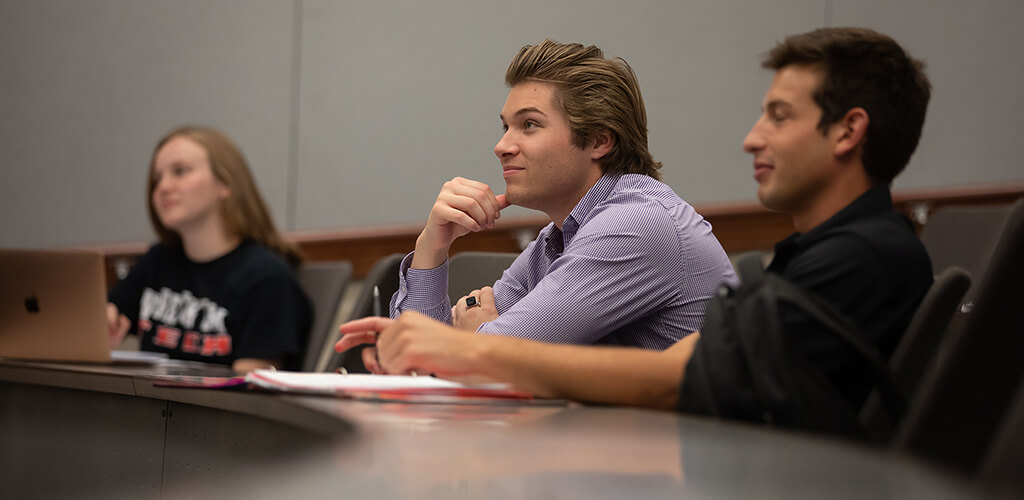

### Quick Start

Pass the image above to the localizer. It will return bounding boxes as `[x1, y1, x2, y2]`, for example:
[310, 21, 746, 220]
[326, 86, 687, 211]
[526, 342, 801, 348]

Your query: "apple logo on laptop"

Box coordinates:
[24, 293, 40, 314]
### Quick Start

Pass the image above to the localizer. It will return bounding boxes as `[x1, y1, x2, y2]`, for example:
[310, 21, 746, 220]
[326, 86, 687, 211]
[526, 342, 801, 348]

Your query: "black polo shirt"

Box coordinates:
[766, 185, 933, 408]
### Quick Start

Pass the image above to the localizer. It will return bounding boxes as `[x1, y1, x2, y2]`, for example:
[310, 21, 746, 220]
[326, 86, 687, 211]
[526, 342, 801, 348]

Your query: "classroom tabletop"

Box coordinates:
[0, 358, 1008, 500]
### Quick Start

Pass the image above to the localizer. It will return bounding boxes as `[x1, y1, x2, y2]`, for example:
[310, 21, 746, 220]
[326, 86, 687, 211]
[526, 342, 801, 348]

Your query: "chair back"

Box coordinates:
[296, 261, 352, 372]
[323, 253, 404, 373]
[920, 203, 1012, 304]
[859, 266, 971, 438]
[895, 199, 1024, 471]
[447, 251, 518, 304]
[978, 378, 1024, 494]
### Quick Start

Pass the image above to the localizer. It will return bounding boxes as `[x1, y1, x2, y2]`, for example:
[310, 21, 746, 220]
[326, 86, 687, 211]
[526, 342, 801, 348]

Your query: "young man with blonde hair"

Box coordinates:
[362, 40, 736, 371]
[338, 28, 933, 422]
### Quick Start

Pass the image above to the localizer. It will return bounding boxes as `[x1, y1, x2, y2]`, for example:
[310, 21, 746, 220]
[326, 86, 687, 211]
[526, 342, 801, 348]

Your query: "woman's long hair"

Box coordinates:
[146, 125, 302, 266]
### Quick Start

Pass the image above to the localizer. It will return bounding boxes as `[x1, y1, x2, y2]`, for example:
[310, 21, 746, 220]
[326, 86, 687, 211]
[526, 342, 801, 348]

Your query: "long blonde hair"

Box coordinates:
[147, 125, 302, 266]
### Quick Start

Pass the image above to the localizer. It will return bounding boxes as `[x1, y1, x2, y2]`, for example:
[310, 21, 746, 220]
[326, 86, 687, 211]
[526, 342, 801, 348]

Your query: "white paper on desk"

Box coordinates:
[109, 350, 170, 364]
[246, 370, 512, 394]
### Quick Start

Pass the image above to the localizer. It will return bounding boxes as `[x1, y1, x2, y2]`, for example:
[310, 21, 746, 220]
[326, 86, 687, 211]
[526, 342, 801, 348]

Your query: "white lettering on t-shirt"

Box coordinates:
[139, 287, 229, 334]
[199, 302, 228, 333]
[177, 291, 202, 328]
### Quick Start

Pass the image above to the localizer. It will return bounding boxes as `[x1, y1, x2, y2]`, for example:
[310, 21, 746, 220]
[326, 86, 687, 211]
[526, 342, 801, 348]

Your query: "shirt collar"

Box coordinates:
[771, 184, 894, 265]
[559, 174, 620, 247]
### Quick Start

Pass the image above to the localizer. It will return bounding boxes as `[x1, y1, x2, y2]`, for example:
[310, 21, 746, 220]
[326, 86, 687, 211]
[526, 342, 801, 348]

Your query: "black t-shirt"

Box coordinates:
[677, 186, 933, 412]
[108, 241, 312, 368]
[764, 186, 933, 408]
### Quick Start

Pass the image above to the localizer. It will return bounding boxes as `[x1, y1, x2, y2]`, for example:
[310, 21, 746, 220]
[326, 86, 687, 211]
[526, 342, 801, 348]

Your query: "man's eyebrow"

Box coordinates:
[499, 107, 548, 121]
[763, 100, 792, 113]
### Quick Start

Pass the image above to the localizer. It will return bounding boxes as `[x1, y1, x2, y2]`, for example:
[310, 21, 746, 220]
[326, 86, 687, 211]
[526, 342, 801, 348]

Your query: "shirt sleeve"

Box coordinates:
[389, 228, 556, 325]
[478, 205, 685, 347]
[107, 246, 156, 334]
[232, 272, 312, 365]
[390, 252, 453, 323]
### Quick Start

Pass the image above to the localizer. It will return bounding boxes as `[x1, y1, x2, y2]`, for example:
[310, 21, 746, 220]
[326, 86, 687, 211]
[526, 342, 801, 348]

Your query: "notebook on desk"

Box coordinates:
[0, 248, 166, 365]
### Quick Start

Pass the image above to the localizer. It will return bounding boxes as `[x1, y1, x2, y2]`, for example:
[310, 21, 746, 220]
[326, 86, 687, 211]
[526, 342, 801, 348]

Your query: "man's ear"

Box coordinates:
[590, 130, 615, 161]
[834, 107, 869, 158]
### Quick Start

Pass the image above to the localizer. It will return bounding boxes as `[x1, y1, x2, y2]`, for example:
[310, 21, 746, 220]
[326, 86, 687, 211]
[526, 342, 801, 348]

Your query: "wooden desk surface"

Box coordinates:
[0, 359, 1002, 500]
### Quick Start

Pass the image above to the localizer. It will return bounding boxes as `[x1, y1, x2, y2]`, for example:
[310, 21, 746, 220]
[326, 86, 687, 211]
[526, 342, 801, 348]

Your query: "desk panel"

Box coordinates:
[0, 382, 166, 500]
[161, 401, 334, 495]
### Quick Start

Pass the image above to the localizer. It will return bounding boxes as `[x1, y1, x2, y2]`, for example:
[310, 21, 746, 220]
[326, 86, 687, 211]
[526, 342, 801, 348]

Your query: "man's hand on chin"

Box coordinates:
[411, 177, 510, 270]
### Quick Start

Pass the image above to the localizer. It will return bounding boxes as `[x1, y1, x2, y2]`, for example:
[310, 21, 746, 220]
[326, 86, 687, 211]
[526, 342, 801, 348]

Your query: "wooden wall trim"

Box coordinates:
[98, 183, 1023, 283]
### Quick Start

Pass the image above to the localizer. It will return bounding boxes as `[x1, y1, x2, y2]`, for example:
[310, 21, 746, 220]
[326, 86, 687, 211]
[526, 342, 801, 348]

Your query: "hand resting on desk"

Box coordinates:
[106, 303, 131, 349]
[336, 311, 695, 408]
[336, 312, 483, 376]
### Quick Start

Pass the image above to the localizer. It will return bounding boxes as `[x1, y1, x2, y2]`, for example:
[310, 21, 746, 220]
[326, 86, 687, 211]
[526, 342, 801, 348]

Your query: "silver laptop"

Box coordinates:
[0, 248, 164, 364]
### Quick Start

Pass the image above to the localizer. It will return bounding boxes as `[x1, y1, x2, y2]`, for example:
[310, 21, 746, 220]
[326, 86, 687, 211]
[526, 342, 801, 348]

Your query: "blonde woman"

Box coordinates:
[107, 126, 311, 372]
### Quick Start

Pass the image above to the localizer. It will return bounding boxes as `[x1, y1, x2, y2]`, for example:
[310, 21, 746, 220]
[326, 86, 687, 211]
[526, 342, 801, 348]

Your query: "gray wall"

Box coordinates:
[2, 0, 1021, 248]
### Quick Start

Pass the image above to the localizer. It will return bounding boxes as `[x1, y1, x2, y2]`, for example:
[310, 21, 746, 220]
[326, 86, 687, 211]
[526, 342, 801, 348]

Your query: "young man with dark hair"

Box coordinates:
[339, 28, 933, 415]
[365, 40, 736, 371]
[740, 27, 933, 409]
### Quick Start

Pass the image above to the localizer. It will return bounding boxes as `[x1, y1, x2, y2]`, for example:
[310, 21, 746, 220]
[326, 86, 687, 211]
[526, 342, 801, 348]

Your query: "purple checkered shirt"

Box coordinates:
[391, 174, 737, 350]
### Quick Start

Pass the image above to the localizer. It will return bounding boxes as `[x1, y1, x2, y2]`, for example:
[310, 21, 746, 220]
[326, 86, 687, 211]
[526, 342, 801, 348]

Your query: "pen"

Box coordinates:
[371, 286, 414, 376]
[373, 285, 381, 368]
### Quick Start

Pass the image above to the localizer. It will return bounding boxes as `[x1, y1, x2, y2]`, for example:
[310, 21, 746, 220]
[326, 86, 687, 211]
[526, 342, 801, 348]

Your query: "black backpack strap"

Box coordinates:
[770, 278, 906, 422]
[681, 253, 905, 437]
[734, 253, 766, 291]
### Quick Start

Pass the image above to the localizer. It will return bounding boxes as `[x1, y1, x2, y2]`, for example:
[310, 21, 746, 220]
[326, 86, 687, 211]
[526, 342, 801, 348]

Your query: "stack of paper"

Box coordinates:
[246, 370, 539, 402]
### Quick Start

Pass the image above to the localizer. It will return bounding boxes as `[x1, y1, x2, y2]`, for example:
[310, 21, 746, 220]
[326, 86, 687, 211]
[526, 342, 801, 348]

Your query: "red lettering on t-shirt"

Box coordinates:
[200, 333, 232, 357]
[153, 326, 181, 349]
[182, 331, 201, 353]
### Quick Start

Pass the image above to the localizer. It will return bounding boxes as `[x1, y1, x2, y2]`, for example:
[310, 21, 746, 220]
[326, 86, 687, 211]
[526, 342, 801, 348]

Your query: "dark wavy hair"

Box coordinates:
[763, 27, 931, 183]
